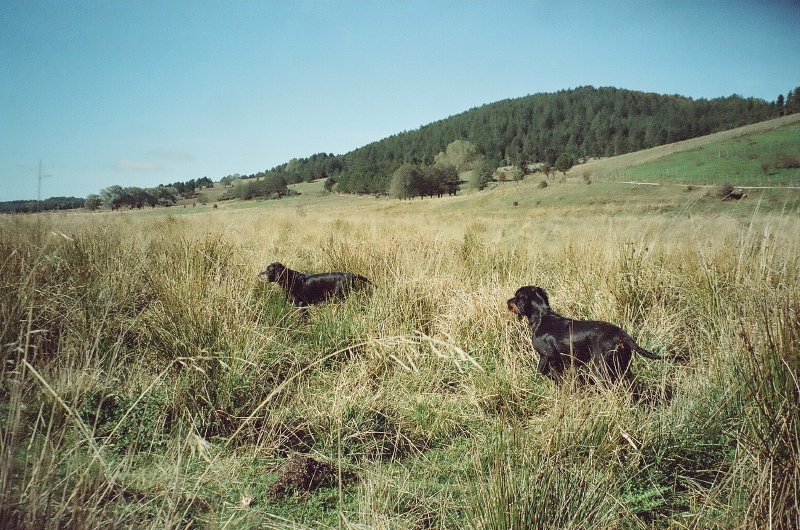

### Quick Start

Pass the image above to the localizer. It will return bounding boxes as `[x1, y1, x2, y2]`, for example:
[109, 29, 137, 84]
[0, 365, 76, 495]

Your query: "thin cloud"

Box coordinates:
[116, 158, 161, 171]
[152, 149, 194, 161]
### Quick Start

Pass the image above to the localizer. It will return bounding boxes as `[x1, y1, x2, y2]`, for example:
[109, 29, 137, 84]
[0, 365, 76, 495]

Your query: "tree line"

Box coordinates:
[166, 176, 214, 196]
[88, 176, 215, 211]
[0, 196, 85, 214]
[89, 185, 179, 210]
[221, 173, 290, 200]
[777, 87, 800, 116]
[384, 139, 478, 198]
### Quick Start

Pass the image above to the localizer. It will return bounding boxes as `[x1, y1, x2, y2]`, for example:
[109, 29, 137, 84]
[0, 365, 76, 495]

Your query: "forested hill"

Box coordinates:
[257, 85, 792, 194]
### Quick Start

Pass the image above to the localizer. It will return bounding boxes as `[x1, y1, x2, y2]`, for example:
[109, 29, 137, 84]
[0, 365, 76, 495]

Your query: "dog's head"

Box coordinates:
[507, 286, 550, 322]
[258, 262, 286, 283]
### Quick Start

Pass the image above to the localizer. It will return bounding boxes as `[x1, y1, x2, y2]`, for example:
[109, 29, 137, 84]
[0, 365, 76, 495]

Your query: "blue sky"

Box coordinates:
[2, 1, 799, 201]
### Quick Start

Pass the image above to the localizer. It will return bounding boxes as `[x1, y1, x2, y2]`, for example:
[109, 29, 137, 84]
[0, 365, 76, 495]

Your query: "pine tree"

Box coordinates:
[787, 88, 800, 115]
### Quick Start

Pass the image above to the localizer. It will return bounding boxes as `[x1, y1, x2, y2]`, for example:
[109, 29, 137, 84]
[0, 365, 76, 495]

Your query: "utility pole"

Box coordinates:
[37, 160, 52, 211]
[38, 160, 42, 207]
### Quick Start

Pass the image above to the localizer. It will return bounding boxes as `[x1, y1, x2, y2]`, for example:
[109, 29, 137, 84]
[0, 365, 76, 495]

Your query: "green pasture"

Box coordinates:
[605, 124, 800, 186]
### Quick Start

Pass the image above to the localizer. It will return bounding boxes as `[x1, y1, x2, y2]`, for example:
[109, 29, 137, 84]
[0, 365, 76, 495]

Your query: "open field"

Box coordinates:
[4, 114, 800, 527]
[606, 124, 800, 186]
[568, 113, 800, 186]
[2, 173, 799, 528]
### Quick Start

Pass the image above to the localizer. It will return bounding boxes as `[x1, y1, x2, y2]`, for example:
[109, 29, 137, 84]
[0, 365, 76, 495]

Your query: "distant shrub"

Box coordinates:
[714, 183, 736, 199]
[225, 174, 289, 200]
[713, 183, 746, 201]
[776, 154, 800, 169]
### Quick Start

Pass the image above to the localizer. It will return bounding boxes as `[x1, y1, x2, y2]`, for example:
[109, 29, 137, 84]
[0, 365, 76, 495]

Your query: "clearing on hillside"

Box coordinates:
[568, 113, 800, 186]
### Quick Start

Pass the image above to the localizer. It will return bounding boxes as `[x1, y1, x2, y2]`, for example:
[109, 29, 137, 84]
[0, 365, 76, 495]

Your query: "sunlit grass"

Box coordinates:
[1, 185, 798, 528]
[613, 125, 800, 185]
[570, 113, 800, 186]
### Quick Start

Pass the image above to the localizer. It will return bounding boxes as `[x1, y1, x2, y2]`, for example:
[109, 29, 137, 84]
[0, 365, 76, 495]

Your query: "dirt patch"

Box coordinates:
[268, 455, 355, 500]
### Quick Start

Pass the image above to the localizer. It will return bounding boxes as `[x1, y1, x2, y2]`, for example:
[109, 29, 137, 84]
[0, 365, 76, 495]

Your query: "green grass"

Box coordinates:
[609, 124, 800, 185]
[569, 113, 800, 186]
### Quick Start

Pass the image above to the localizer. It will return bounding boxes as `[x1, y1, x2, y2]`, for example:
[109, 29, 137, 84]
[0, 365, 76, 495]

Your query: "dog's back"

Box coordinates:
[300, 271, 370, 304]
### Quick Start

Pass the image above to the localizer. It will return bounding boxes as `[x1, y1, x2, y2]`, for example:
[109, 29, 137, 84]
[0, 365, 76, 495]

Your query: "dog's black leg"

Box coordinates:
[538, 354, 564, 384]
[537, 356, 552, 378]
[291, 300, 309, 320]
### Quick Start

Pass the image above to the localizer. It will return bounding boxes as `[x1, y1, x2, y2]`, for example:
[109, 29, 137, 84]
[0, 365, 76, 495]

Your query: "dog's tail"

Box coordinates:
[354, 274, 372, 286]
[624, 333, 663, 360]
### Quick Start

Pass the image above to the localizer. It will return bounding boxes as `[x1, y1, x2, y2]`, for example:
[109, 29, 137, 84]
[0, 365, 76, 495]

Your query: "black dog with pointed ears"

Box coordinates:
[507, 286, 663, 384]
[259, 262, 370, 310]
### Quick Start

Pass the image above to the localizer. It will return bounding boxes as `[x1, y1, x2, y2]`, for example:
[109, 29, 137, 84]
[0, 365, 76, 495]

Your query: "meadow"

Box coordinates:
[1, 173, 799, 528]
[569, 113, 800, 187]
[608, 124, 800, 186]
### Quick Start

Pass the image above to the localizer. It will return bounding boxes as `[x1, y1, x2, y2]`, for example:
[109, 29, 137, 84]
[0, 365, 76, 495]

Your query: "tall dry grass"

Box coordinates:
[0, 203, 797, 528]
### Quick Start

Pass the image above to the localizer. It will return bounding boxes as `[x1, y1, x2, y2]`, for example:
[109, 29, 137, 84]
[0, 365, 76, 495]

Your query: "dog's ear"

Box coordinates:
[532, 287, 549, 307]
[264, 262, 283, 282]
[514, 286, 547, 331]
[512, 287, 534, 318]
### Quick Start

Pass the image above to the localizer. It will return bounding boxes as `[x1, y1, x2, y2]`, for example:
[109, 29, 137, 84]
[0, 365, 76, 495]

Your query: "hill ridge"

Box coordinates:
[257, 85, 789, 194]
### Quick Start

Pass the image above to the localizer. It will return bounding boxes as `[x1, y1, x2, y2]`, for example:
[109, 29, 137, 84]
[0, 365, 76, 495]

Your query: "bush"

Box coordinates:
[776, 154, 800, 169]
[472, 158, 497, 190]
[226, 175, 289, 200]
[714, 183, 736, 199]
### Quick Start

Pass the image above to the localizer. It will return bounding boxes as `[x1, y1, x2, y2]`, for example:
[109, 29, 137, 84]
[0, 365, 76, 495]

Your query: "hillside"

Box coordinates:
[255, 85, 790, 194]
[135, 112, 800, 227]
[568, 113, 800, 185]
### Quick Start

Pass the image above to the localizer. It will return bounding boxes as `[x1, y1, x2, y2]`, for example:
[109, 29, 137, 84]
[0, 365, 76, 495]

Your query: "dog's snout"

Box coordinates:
[507, 298, 519, 314]
[507, 298, 525, 320]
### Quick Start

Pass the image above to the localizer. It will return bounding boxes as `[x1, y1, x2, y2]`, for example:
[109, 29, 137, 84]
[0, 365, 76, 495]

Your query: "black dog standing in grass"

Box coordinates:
[507, 286, 663, 384]
[259, 262, 371, 312]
